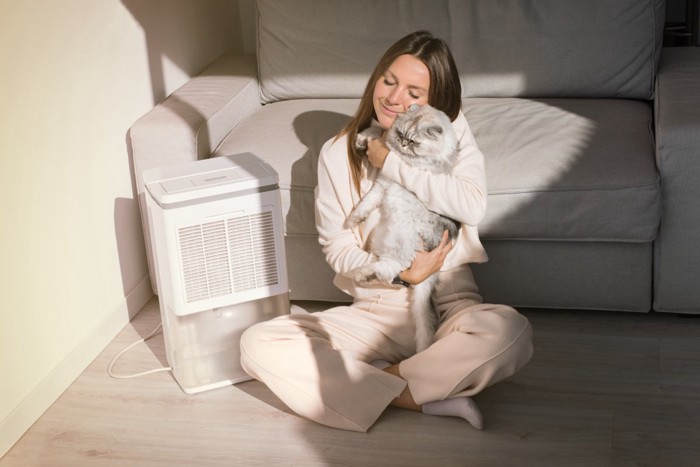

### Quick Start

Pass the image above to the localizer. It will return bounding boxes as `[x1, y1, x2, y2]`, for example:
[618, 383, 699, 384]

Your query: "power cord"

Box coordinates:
[107, 322, 172, 379]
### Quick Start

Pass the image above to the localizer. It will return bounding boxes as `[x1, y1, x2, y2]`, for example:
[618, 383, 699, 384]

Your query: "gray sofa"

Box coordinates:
[130, 0, 700, 314]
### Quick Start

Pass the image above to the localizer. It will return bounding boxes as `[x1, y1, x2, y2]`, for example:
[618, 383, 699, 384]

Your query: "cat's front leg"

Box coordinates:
[355, 126, 385, 152]
[346, 182, 385, 227]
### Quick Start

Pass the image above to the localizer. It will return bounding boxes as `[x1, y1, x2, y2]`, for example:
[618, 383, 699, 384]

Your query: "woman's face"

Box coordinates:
[373, 54, 430, 129]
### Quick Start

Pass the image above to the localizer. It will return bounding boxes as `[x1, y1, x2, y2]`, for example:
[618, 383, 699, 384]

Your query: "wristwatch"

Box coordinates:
[391, 275, 411, 288]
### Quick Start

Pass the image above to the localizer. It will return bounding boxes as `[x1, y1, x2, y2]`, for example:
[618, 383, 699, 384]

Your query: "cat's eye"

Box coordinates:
[401, 138, 418, 149]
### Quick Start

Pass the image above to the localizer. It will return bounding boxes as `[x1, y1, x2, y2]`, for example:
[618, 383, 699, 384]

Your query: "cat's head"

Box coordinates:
[384, 104, 458, 173]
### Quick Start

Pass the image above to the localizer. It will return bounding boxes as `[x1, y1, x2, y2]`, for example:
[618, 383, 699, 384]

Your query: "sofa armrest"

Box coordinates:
[129, 52, 261, 193]
[653, 47, 700, 313]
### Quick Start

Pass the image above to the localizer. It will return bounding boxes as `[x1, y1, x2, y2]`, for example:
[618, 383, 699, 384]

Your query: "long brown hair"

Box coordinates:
[339, 30, 462, 195]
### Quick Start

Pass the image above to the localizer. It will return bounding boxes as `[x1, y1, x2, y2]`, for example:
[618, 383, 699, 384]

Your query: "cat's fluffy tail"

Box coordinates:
[411, 276, 438, 353]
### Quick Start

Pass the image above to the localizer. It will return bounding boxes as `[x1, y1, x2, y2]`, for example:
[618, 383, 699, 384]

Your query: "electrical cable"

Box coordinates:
[107, 322, 172, 379]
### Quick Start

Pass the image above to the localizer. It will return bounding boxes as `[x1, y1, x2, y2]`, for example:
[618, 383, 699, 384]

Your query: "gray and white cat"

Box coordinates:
[348, 104, 461, 352]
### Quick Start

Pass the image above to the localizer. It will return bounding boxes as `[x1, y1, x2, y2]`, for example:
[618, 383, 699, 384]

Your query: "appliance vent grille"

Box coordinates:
[178, 211, 279, 303]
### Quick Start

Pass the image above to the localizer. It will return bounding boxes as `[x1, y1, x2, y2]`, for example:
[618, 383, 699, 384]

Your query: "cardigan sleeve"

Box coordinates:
[315, 136, 374, 277]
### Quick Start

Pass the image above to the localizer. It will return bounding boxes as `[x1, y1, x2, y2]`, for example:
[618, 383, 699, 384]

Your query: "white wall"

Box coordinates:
[0, 0, 242, 456]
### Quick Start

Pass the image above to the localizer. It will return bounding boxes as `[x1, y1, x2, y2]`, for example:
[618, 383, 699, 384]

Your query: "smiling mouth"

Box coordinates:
[381, 104, 400, 116]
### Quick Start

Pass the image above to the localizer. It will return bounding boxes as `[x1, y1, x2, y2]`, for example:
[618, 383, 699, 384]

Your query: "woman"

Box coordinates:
[240, 31, 533, 432]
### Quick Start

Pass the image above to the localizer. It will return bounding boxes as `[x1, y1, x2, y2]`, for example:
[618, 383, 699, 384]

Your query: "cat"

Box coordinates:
[347, 104, 461, 352]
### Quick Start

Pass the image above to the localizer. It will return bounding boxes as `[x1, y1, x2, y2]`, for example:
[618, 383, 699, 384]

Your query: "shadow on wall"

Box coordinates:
[116, 0, 241, 306]
[113, 130, 149, 320]
[122, 0, 241, 104]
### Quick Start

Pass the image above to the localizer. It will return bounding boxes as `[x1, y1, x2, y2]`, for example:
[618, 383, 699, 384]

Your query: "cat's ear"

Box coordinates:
[425, 125, 444, 139]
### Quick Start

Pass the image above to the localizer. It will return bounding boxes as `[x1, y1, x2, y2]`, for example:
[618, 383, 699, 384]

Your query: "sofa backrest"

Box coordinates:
[256, 0, 665, 103]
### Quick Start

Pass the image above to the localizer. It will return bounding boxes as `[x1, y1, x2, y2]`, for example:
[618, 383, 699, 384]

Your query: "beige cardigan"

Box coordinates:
[314, 111, 489, 299]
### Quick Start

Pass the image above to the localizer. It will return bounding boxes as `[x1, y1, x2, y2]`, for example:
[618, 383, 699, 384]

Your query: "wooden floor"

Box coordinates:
[3, 298, 700, 466]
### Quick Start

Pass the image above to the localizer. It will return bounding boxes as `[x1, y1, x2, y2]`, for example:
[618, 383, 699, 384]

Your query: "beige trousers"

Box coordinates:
[240, 265, 533, 432]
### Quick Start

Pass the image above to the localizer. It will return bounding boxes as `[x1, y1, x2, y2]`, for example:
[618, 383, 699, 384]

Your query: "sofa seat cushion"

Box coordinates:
[466, 98, 660, 242]
[213, 97, 660, 243]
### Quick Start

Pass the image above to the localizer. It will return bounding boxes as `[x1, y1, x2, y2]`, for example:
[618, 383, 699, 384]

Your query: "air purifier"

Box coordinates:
[143, 153, 290, 394]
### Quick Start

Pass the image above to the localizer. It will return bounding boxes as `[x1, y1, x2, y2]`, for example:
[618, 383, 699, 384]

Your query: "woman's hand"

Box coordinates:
[399, 230, 453, 285]
[367, 135, 390, 169]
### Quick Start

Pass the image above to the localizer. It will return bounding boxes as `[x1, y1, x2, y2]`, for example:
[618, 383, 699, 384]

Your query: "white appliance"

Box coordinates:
[143, 153, 290, 394]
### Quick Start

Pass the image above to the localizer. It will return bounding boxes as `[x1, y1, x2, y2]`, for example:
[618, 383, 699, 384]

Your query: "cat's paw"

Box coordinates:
[353, 263, 398, 287]
[353, 267, 379, 286]
[355, 133, 369, 151]
[346, 209, 366, 227]
[355, 127, 383, 151]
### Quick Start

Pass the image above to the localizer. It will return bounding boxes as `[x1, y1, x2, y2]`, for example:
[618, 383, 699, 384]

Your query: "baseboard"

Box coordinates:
[0, 275, 154, 458]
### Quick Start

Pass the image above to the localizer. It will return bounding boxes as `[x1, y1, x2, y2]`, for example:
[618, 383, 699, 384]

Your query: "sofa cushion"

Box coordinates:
[213, 97, 660, 243]
[466, 98, 660, 242]
[256, 0, 664, 103]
